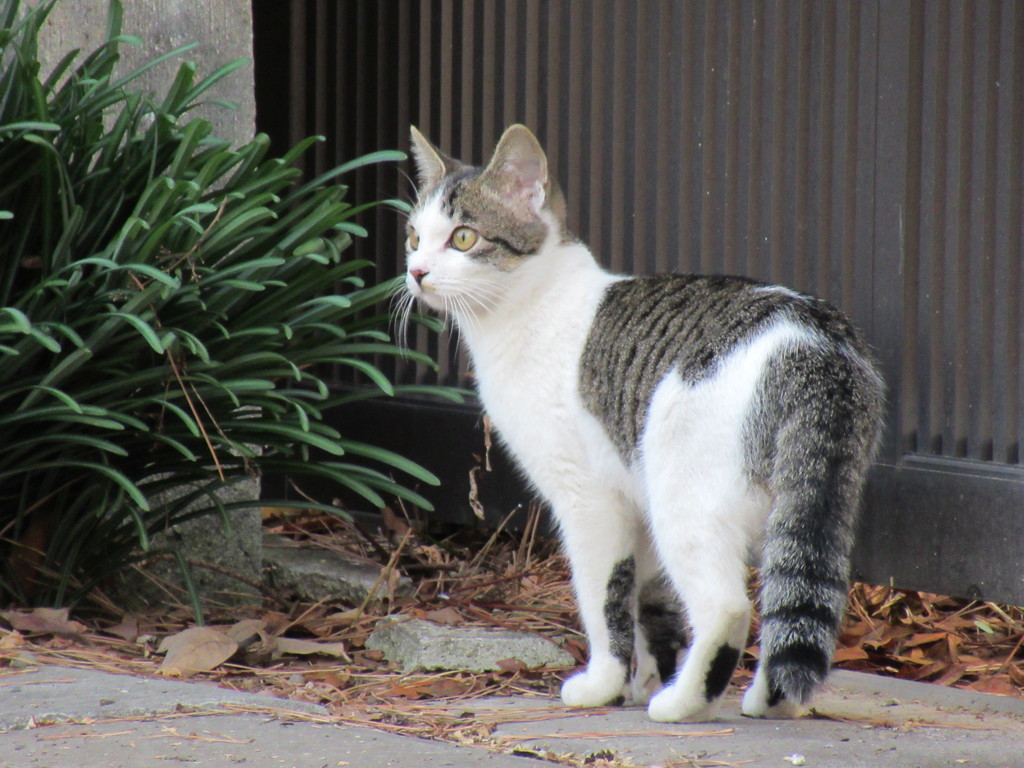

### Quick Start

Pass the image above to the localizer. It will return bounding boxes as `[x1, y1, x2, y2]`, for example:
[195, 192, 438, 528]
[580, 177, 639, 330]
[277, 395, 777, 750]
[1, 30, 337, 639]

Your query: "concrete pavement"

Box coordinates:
[1, 663, 1021, 767]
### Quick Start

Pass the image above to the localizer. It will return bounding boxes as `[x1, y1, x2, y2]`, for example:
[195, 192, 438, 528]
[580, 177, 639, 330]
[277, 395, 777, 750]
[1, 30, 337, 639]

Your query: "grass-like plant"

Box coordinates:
[0, 0, 452, 606]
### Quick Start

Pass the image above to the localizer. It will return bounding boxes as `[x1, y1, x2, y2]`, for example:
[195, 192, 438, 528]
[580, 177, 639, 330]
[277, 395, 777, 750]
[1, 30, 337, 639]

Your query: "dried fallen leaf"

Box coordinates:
[156, 627, 238, 677]
[0, 608, 86, 636]
[833, 646, 870, 663]
[225, 619, 269, 646]
[274, 637, 349, 659]
[934, 663, 970, 687]
[380, 505, 410, 542]
[0, 630, 26, 651]
[424, 677, 473, 698]
[496, 657, 529, 675]
[383, 676, 471, 700]
[902, 631, 948, 649]
[303, 669, 352, 688]
[103, 615, 139, 643]
[425, 606, 463, 626]
[965, 676, 1019, 697]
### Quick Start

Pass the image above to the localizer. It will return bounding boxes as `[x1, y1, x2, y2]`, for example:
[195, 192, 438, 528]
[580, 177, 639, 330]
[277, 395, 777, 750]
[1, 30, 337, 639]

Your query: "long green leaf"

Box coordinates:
[338, 439, 441, 486]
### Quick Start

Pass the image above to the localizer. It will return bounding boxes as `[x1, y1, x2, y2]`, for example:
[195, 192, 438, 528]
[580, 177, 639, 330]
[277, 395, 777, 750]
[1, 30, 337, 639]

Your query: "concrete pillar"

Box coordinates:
[35, 0, 255, 146]
[31, 0, 263, 606]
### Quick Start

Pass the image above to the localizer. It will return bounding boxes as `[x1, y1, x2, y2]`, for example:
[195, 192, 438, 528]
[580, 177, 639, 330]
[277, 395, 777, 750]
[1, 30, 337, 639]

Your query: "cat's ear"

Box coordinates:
[482, 124, 548, 212]
[409, 126, 459, 190]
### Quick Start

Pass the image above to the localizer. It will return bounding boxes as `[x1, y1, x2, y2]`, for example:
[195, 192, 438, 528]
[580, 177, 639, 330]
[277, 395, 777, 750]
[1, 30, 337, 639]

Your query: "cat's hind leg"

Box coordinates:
[644, 540, 751, 723]
[639, 374, 765, 722]
[741, 663, 807, 719]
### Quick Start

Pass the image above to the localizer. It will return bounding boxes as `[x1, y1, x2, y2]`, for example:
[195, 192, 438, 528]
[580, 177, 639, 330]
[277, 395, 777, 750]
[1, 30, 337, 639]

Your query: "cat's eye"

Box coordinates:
[450, 227, 479, 252]
[407, 229, 420, 250]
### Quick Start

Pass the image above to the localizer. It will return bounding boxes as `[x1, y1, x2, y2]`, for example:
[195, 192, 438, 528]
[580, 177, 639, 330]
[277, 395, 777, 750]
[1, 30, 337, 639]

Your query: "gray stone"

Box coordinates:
[365, 618, 576, 673]
[262, 533, 413, 604]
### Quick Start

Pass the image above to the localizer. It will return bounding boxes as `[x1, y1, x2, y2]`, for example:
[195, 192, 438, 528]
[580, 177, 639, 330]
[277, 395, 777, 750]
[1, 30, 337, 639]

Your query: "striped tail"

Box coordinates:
[756, 345, 883, 706]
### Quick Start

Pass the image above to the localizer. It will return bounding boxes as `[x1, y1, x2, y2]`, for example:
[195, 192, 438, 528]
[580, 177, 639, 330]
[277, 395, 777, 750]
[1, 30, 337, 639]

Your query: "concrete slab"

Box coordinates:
[482, 672, 1024, 768]
[2, 664, 1021, 768]
[0, 665, 542, 768]
[0, 714, 544, 768]
[0, 663, 323, 732]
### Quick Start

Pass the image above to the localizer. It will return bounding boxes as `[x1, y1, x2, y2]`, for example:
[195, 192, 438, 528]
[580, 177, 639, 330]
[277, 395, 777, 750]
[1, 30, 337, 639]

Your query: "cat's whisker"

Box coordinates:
[397, 296, 418, 354]
[449, 294, 477, 341]
[388, 289, 419, 355]
[465, 291, 499, 314]
[447, 295, 472, 349]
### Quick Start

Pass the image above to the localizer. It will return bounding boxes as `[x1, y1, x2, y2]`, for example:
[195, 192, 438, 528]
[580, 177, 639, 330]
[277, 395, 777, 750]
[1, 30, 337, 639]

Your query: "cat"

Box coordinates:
[401, 124, 885, 722]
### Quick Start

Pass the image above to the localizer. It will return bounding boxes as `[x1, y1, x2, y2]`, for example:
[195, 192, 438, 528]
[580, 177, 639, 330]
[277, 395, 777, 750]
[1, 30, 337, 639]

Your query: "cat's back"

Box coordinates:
[578, 273, 880, 458]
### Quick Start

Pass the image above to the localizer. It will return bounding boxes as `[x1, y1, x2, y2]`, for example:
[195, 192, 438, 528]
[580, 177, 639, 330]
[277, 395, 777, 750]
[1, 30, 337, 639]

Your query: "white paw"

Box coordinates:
[560, 663, 627, 707]
[647, 683, 720, 723]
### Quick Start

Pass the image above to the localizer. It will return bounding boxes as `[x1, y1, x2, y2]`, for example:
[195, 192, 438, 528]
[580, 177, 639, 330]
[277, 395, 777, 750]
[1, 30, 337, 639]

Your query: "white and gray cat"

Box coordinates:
[402, 125, 885, 722]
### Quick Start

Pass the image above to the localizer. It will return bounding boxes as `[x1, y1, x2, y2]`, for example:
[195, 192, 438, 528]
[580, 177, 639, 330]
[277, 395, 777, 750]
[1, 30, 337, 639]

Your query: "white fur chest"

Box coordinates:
[460, 249, 622, 500]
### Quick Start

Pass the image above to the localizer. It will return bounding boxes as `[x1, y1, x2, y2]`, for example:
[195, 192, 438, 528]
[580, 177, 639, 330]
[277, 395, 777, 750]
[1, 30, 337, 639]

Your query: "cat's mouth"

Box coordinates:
[405, 271, 447, 312]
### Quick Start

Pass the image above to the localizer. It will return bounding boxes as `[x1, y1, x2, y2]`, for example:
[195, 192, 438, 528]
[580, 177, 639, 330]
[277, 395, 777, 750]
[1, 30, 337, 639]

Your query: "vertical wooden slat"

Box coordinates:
[698, 3, 719, 274]
[767, 2, 788, 283]
[841, 1, 866, 317]
[949, 4, 974, 459]
[437, 1, 455, 155]
[678, 2, 700, 272]
[901, 0, 925, 456]
[286, 2, 307, 160]
[501, 1, 517, 126]
[792, 2, 812, 293]
[480, 1, 497, 152]
[990, 0, 1012, 465]
[921, 2, 947, 455]
[967, 3, 998, 462]
[722, 1, 743, 277]
[457, 0, 475, 161]
[607, 2, 630, 273]
[587, 4, 609, 262]
[633, 1, 657, 274]
[543, 0, 566, 198]
[745, 0, 766, 280]
[815, 1, 837, 302]
[652, 1, 676, 274]
[1008, 3, 1024, 465]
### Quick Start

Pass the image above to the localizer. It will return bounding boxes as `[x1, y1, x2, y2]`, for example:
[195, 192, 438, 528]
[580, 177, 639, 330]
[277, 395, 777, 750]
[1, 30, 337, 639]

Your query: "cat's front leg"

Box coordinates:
[556, 500, 640, 708]
[628, 536, 688, 704]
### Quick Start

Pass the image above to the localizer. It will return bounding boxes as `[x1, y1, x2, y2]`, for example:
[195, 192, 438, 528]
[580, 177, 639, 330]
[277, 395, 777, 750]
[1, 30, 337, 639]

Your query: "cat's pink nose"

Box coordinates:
[409, 268, 428, 285]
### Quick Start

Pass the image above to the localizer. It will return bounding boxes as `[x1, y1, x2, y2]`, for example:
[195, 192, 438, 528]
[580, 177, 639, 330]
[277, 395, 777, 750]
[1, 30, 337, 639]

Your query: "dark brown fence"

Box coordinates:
[253, 0, 1024, 605]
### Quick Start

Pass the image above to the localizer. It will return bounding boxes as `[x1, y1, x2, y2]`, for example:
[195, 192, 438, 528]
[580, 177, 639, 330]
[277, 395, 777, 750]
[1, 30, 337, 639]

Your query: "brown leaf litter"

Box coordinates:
[1, 504, 1021, 767]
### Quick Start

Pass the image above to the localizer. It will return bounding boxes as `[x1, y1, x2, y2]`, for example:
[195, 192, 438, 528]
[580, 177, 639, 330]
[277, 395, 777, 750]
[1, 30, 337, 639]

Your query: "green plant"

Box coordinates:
[0, 0, 454, 606]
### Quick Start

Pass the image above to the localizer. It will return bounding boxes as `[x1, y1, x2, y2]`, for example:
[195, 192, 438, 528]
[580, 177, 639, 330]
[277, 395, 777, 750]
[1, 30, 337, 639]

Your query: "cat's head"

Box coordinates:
[404, 125, 568, 317]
